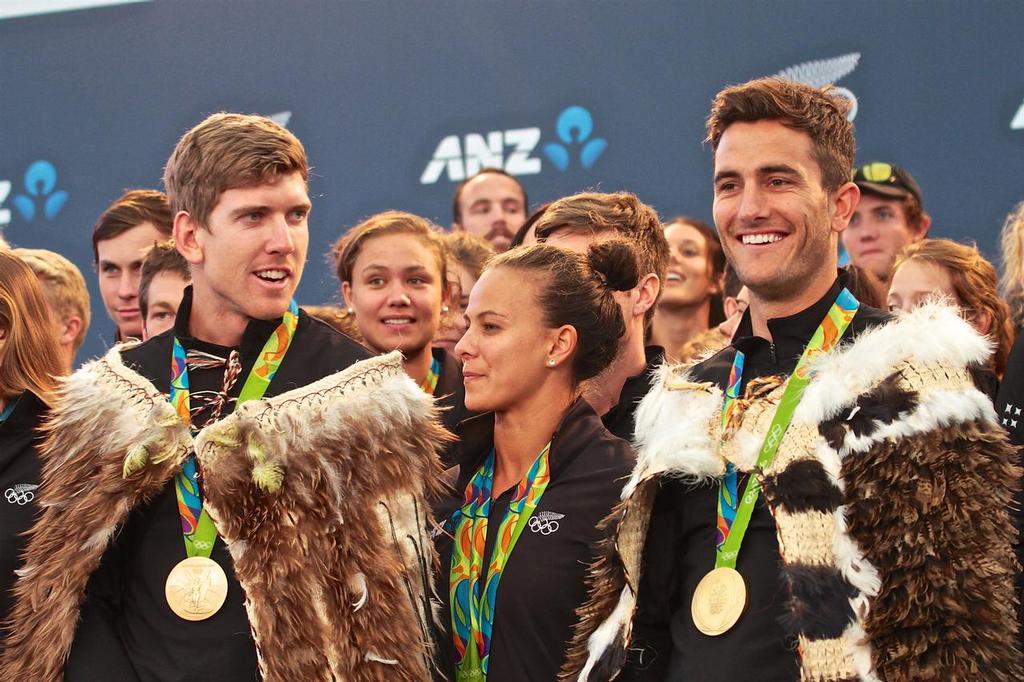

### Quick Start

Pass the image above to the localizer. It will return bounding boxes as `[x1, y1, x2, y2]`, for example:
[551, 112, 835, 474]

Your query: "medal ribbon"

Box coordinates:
[715, 288, 859, 569]
[171, 299, 299, 558]
[449, 441, 552, 681]
[420, 355, 441, 395]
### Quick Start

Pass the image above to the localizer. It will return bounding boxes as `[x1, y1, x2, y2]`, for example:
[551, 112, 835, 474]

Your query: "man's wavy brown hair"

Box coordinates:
[706, 77, 855, 192]
[163, 113, 307, 229]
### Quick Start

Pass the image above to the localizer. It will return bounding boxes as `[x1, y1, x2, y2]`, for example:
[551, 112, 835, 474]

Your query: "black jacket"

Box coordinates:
[0, 391, 46, 636]
[602, 346, 664, 442]
[434, 398, 635, 682]
[432, 347, 473, 465]
[65, 288, 372, 682]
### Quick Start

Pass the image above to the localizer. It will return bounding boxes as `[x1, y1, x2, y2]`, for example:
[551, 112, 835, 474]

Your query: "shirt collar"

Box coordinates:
[172, 285, 286, 357]
[732, 274, 845, 365]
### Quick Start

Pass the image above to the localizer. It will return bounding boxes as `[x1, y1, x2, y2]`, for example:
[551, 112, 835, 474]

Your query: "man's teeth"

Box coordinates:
[741, 233, 783, 245]
[255, 270, 287, 281]
[384, 318, 414, 325]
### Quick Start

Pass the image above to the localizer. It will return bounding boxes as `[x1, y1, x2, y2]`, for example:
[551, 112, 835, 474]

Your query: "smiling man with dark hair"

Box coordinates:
[562, 78, 1021, 682]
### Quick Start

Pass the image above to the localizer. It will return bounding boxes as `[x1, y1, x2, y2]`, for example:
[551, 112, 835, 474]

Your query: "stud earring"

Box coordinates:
[345, 307, 354, 316]
[441, 304, 450, 314]
[547, 359, 556, 367]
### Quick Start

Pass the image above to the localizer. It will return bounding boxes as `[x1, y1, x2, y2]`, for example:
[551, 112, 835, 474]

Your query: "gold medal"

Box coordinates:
[165, 556, 229, 621]
[691, 566, 747, 636]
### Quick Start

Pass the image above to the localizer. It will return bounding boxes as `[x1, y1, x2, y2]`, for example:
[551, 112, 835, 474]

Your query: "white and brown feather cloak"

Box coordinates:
[563, 303, 1023, 682]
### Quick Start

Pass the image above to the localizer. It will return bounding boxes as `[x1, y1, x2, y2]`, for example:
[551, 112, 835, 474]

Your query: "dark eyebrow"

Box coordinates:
[758, 164, 800, 176]
[713, 169, 740, 185]
[98, 260, 120, 270]
[477, 310, 508, 319]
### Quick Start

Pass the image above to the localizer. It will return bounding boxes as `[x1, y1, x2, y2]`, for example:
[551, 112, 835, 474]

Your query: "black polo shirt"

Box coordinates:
[432, 347, 474, 465]
[624, 278, 889, 681]
[434, 399, 635, 682]
[602, 345, 665, 442]
[65, 287, 372, 682]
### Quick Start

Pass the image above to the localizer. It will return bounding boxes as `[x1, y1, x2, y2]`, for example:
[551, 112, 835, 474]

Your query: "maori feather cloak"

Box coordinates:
[0, 349, 448, 681]
[562, 303, 1023, 682]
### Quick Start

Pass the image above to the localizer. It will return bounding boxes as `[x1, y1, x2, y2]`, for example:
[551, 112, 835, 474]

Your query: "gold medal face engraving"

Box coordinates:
[691, 566, 747, 636]
[165, 556, 228, 621]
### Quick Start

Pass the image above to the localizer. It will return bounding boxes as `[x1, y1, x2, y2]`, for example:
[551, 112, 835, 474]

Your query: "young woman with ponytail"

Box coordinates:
[434, 240, 637, 682]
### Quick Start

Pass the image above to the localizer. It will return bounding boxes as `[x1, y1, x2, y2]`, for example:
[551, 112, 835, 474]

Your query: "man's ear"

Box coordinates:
[173, 212, 204, 265]
[830, 181, 860, 235]
[916, 213, 933, 240]
[633, 273, 660, 319]
[60, 316, 82, 348]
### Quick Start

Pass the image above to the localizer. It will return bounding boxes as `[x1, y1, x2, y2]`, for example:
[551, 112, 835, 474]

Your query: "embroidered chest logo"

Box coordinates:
[1003, 402, 1021, 429]
[528, 511, 564, 535]
[4, 483, 38, 505]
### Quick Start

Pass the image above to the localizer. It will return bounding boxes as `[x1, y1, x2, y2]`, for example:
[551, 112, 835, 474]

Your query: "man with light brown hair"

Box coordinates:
[532, 191, 669, 441]
[564, 78, 1020, 682]
[2, 113, 443, 682]
[13, 247, 90, 373]
[92, 189, 172, 342]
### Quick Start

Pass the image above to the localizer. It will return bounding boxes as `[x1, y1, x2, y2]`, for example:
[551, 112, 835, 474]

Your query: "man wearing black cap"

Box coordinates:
[841, 161, 931, 284]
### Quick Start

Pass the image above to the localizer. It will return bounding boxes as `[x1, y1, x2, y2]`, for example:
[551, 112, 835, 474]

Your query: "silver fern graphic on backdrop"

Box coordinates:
[776, 53, 860, 121]
[1012, 99, 1024, 130]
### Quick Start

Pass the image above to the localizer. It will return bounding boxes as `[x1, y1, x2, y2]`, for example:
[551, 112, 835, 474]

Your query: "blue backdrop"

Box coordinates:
[2, 0, 1023, 360]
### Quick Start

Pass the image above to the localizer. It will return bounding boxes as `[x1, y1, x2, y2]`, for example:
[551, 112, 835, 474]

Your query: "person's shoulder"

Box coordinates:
[569, 402, 636, 473]
[297, 311, 374, 366]
[687, 342, 737, 385]
[116, 333, 173, 384]
[849, 304, 893, 335]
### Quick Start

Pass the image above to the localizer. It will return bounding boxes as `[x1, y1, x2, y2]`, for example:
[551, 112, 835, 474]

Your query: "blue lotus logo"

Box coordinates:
[544, 106, 607, 171]
[13, 160, 68, 222]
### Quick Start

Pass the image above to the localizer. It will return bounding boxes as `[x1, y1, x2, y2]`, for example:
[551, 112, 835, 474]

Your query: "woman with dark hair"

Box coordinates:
[651, 216, 727, 361]
[0, 252, 63, 633]
[333, 210, 471, 458]
[435, 240, 637, 682]
[433, 231, 495, 354]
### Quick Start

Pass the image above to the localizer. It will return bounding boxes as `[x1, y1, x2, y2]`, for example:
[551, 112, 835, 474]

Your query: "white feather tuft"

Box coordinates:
[626, 363, 723, 498]
[577, 585, 635, 682]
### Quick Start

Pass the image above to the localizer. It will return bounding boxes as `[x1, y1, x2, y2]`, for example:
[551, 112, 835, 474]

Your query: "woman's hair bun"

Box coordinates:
[586, 238, 640, 292]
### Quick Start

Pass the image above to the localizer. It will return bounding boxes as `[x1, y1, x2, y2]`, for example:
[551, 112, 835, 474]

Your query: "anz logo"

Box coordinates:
[0, 160, 69, 228]
[420, 105, 608, 184]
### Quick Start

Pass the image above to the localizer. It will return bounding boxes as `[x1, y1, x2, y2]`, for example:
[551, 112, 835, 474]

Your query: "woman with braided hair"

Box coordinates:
[434, 240, 637, 682]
